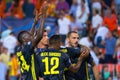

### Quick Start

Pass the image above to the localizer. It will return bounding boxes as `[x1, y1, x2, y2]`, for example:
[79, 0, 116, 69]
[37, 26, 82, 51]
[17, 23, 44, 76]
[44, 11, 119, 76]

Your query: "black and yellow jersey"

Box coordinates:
[35, 48, 72, 80]
[16, 42, 37, 80]
[60, 46, 94, 80]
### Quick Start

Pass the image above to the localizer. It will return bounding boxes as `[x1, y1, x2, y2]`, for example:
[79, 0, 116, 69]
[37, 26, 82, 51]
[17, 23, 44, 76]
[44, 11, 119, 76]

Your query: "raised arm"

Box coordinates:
[32, 3, 48, 48]
[30, 10, 42, 35]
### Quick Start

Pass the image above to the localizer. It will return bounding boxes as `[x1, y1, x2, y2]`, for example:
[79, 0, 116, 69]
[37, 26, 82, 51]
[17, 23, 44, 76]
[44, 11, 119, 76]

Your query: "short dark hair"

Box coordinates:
[43, 30, 47, 32]
[49, 35, 60, 45]
[95, 9, 99, 14]
[17, 30, 28, 44]
[10, 32, 15, 35]
[67, 31, 78, 38]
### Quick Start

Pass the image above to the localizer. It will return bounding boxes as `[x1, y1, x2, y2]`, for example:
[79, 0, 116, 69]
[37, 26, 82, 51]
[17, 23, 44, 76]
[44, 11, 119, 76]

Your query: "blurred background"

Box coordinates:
[0, 0, 120, 80]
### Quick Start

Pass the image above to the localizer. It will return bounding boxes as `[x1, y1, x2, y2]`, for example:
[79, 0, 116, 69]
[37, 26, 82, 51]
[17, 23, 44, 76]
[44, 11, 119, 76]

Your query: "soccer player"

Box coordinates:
[37, 30, 49, 49]
[35, 35, 89, 80]
[16, 6, 47, 80]
[65, 31, 99, 80]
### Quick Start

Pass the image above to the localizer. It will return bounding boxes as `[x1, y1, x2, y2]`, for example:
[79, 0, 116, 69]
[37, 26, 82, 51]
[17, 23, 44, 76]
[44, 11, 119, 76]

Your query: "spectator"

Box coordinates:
[5, 0, 12, 13]
[76, 0, 89, 25]
[79, 32, 93, 48]
[94, 26, 109, 48]
[92, 9, 103, 32]
[14, 0, 25, 19]
[22, 0, 35, 18]
[1, 27, 12, 41]
[103, 9, 117, 32]
[0, 0, 6, 18]
[102, 65, 111, 80]
[8, 0, 25, 19]
[101, 31, 117, 63]
[56, 0, 69, 13]
[47, 0, 56, 17]
[0, 57, 8, 80]
[3, 32, 17, 54]
[58, 10, 71, 43]
[9, 54, 20, 80]
[0, 47, 10, 67]
[76, 0, 90, 16]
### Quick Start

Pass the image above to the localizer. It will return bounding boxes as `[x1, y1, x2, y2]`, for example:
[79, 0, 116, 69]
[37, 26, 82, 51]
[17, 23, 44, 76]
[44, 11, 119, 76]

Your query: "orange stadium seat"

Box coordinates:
[98, 64, 103, 73]
[116, 64, 120, 72]
[98, 64, 115, 73]
[107, 64, 115, 73]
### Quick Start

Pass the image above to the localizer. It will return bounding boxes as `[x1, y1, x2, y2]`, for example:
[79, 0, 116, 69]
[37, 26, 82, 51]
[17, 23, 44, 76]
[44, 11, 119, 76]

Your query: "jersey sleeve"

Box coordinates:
[67, 47, 80, 59]
[63, 53, 72, 68]
[86, 53, 94, 65]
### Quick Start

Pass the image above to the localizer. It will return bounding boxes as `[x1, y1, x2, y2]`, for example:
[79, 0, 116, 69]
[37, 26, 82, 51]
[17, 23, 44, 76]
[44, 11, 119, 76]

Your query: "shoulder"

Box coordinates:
[16, 46, 22, 52]
[59, 47, 68, 53]
[35, 48, 47, 55]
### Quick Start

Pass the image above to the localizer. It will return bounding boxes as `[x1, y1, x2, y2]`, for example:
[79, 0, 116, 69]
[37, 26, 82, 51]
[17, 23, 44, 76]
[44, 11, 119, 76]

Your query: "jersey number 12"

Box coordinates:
[42, 57, 59, 75]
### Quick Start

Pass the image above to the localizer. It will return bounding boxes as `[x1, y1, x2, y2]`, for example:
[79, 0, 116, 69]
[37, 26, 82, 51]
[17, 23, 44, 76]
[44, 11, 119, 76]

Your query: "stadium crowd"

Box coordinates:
[0, 0, 120, 80]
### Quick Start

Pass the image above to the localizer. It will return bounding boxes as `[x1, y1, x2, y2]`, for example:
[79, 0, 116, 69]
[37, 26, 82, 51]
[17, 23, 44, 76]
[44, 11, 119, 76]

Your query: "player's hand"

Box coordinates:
[34, 10, 43, 23]
[79, 50, 89, 61]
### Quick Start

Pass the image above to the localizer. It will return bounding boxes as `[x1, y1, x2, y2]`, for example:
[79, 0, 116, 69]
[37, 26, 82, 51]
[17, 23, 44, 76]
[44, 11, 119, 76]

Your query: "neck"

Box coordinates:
[49, 45, 59, 50]
[37, 42, 47, 48]
[68, 44, 73, 47]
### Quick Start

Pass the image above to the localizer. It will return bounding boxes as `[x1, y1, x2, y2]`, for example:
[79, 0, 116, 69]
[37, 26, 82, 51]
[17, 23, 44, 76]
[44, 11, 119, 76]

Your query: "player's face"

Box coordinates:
[41, 32, 49, 45]
[67, 33, 79, 47]
[22, 32, 33, 43]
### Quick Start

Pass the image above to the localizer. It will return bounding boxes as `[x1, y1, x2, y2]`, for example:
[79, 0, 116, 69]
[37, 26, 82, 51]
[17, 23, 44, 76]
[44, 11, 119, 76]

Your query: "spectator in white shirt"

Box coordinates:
[79, 32, 93, 48]
[3, 32, 17, 54]
[92, 9, 103, 30]
[58, 10, 71, 44]
[76, 2, 88, 24]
